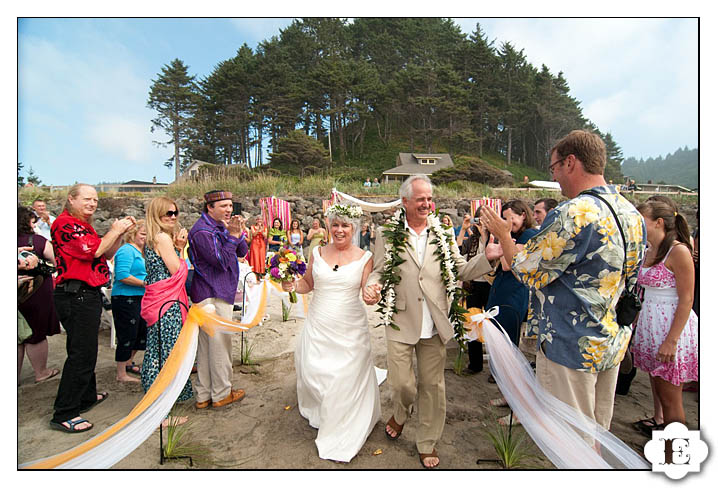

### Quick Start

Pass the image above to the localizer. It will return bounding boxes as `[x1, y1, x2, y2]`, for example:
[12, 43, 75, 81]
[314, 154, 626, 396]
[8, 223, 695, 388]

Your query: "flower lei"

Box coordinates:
[377, 208, 469, 350]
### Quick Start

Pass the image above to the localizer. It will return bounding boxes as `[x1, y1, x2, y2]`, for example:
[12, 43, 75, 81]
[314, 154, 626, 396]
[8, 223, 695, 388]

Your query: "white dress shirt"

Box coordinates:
[406, 222, 437, 339]
[34, 215, 55, 241]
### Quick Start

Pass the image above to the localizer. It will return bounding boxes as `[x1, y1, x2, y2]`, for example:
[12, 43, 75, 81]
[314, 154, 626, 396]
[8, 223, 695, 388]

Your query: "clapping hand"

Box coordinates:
[362, 283, 381, 305]
[484, 235, 504, 261]
[228, 215, 243, 236]
[480, 206, 511, 241]
[174, 227, 188, 249]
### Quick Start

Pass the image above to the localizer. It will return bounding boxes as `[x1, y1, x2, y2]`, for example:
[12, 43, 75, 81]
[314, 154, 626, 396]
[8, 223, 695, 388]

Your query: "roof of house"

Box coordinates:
[382, 153, 454, 176]
[122, 180, 167, 186]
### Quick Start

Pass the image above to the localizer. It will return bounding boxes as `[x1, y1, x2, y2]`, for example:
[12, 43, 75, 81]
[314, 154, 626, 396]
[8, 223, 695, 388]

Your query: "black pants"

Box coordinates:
[466, 281, 491, 372]
[52, 286, 102, 422]
[111, 295, 147, 362]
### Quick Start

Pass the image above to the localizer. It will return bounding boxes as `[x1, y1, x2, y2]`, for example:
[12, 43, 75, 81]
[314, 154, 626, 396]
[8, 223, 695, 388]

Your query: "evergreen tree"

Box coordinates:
[26, 166, 42, 186]
[17, 161, 25, 187]
[147, 59, 199, 181]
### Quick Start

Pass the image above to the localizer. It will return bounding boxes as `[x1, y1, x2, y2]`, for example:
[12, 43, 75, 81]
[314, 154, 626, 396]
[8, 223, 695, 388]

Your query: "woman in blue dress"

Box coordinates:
[486, 200, 538, 344]
[484, 199, 538, 423]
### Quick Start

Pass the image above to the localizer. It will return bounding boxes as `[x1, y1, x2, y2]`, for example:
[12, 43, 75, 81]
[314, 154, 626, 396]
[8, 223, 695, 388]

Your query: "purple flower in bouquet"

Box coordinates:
[267, 247, 307, 303]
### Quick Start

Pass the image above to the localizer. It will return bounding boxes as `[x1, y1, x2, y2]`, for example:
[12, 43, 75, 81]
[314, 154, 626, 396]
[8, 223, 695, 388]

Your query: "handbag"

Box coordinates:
[580, 190, 642, 327]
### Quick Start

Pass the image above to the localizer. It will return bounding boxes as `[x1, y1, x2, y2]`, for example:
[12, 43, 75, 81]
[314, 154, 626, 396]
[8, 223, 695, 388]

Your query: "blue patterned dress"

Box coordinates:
[140, 247, 193, 402]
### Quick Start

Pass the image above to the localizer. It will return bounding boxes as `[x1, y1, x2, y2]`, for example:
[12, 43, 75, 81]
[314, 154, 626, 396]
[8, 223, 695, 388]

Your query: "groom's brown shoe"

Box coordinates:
[385, 415, 404, 440]
[212, 389, 246, 408]
[195, 399, 211, 409]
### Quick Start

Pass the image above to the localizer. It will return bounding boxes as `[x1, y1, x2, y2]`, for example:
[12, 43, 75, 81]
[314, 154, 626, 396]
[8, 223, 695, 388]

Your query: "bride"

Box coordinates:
[282, 204, 381, 463]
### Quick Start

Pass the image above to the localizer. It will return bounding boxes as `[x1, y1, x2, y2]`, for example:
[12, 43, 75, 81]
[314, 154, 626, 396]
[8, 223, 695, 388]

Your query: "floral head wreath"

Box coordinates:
[325, 203, 363, 220]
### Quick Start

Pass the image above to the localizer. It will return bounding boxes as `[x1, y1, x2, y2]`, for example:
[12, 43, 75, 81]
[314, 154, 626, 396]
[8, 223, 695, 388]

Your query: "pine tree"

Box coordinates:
[147, 59, 199, 181]
[17, 161, 25, 187]
[26, 166, 42, 186]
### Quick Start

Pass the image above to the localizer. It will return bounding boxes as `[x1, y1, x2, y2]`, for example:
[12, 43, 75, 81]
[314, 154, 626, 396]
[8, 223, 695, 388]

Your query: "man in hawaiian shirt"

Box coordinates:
[482, 130, 646, 431]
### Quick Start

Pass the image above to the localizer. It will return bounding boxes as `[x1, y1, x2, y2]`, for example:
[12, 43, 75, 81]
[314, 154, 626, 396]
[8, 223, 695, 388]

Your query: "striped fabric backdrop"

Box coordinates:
[260, 197, 292, 229]
[471, 198, 502, 218]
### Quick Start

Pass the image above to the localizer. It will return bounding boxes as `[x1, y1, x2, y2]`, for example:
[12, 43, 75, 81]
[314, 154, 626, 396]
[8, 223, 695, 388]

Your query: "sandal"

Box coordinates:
[419, 449, 439, 469]
[50, 417, 93, 434]
[489, 397, 509, 407]
[385, 415, 404, 441]
[632, 417, 659, 432]
[80, 391, 109, 414]
[35, 368, 60, 384]
[125, 363, 141, 374]
[637, 423, 666, 438]
[498, 413, 521, 426]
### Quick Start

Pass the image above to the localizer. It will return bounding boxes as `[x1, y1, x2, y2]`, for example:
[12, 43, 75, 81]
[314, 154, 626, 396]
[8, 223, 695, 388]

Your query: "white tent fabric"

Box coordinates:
[529, 180, 561, 190]
[332, 188, 401, 212]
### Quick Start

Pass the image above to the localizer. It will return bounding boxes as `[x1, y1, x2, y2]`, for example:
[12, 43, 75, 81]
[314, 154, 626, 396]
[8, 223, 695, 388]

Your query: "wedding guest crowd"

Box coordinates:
[21, 127, 698, 467]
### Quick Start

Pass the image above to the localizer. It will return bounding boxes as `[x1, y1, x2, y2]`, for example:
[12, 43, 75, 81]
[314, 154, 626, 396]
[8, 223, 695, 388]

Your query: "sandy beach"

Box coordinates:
[17, 294, 698, 470]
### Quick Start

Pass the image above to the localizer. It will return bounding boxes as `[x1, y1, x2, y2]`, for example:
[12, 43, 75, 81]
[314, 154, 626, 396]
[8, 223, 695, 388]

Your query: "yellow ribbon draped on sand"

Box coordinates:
[21, 282, 269, 469]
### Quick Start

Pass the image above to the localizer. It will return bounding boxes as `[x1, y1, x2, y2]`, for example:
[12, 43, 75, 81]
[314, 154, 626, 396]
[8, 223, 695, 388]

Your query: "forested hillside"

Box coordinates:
[149, 18, 625, 182]
[621, 147, 698, 189]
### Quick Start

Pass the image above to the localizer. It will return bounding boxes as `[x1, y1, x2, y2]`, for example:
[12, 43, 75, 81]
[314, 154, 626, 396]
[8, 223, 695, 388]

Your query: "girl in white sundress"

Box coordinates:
[631, 199, 698, 435]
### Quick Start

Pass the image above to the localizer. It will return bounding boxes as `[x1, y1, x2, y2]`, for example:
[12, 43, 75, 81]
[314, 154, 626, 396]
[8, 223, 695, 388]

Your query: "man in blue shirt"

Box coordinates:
[188, 190, 249, 409]
[483, 130, 646, 431]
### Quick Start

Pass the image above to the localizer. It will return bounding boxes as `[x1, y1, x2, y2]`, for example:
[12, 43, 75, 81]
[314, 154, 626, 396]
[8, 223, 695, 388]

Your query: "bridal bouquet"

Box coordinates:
[268, 246, 307, 303]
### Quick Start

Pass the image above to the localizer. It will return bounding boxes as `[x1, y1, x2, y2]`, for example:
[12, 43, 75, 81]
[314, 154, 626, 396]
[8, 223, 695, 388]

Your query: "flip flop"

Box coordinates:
[632, 417, 659, 431]
[80, 391, 109, 414]
[50, 417, 93, 434]
[385, 415, 404, 441]
[419, 449, 439, 469]
[125, 363, 141, 374]
[35, 368, 60, 384]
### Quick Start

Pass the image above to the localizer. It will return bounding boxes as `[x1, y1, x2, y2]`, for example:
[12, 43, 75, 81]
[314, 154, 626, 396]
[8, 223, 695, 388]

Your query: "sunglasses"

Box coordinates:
[164, 210, 179, 217]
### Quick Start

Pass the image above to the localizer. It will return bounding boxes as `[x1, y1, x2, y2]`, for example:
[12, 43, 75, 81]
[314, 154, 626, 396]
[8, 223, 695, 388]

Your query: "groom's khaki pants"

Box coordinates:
[195, 298, 234, 403]
[387, 334, 446, 454]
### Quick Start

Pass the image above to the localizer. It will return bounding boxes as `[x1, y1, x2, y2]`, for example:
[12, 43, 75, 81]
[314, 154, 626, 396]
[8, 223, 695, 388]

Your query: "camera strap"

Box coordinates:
[579, 190, 635, 294]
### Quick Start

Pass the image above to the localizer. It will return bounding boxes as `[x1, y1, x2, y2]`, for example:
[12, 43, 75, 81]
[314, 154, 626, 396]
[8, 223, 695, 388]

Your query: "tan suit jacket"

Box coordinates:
[368, 223, 494, 345]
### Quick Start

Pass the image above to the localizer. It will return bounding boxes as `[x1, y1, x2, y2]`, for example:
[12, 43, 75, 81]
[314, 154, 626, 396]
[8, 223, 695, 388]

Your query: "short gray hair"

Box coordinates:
[399, 175, 433, 201]
[327, 214, 360, 233]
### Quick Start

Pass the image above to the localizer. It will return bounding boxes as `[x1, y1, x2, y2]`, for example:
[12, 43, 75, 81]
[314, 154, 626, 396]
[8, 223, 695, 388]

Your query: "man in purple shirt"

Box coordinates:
[188, 190, 249, 409]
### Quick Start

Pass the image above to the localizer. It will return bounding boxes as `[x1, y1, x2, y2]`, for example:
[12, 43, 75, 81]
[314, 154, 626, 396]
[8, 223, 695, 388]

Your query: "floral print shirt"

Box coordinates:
[512, 185, 646, 372]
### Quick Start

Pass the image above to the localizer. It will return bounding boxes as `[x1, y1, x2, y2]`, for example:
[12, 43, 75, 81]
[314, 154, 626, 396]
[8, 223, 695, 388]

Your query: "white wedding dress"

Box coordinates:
[295, 247, 382, 462]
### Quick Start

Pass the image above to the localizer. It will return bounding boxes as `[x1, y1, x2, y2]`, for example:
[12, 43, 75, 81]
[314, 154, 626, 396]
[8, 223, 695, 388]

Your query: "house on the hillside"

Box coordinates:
[95, 178, 168, 193]
[181, 159, 213, 180]
[381, 153, 454, 184]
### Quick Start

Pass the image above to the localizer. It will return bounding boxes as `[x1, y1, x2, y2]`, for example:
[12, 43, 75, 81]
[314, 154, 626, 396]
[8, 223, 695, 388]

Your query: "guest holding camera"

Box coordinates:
[50, 184, 136, 433]
[17, 207, 60, 385]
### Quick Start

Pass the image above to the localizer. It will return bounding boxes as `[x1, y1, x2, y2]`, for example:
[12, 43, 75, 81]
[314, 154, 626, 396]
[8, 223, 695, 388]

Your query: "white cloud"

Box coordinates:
[19, 26, 160, 175]
[86, 114, 154, 162]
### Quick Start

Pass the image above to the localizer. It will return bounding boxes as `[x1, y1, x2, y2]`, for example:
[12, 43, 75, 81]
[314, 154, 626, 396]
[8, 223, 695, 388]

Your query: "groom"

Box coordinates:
[364, 175, 502, 468]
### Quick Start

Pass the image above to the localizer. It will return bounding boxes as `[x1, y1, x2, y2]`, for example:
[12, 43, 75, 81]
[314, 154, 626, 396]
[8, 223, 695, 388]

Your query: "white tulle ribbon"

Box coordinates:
[482, 317, 649, 469]
[462, 306, 499, 342]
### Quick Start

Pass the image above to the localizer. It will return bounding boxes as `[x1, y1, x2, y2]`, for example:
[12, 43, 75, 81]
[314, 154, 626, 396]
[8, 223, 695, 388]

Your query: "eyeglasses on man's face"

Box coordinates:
[549, 156, 567, 175]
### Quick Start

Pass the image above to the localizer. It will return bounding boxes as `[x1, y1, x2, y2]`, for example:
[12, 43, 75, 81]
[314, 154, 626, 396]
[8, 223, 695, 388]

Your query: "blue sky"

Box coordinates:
[17, 17, 698, 186]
